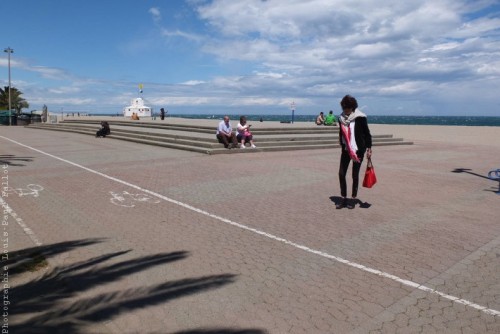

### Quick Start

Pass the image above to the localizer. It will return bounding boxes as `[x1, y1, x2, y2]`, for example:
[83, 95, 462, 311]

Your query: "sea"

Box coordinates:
[159, 114, 500, 127]
[96, 113, 500, 127]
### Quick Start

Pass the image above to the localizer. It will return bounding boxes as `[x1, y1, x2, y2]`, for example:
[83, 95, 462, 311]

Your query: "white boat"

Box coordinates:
[123, 97, 153, 117]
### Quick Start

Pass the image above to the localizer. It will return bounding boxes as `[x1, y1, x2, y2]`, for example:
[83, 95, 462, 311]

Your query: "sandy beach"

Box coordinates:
[2, 122, 500, 333]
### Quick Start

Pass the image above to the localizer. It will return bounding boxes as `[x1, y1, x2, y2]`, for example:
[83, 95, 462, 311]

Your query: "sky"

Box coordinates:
[1, 0, 500, 116]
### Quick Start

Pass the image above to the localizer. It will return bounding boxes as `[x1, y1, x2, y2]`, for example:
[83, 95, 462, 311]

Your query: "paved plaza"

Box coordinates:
[1, 125, 499, 333]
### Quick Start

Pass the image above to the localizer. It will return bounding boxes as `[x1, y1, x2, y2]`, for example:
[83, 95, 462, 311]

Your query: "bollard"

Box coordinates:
[488, 169, 500, 194]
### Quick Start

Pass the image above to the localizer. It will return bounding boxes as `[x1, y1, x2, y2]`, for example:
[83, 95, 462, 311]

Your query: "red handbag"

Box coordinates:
[362, 158, 377, 188]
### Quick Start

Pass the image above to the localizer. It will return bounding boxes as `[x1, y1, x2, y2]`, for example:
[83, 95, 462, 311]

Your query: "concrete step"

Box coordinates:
[29, 123, 404, 143]
[36, 122, 396, 140]
[26, 123, 413, 154]
[60, 119, 339, 135]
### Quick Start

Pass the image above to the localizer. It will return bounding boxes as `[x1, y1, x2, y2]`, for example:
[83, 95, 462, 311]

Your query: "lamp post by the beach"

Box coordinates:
[4, 47, 14, 126]
[290, 101, 295, 124]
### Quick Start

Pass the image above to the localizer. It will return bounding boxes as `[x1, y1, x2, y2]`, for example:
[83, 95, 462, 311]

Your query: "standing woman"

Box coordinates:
[336, 95, 372, 209]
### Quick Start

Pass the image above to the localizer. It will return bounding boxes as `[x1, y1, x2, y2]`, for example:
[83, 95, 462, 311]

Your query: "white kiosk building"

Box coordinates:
[123, 97, 152, 117]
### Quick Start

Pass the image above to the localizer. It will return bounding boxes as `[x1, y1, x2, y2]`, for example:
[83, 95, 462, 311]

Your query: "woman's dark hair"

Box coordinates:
[239, 115, 247, 123]
[340, 95, 358, 110]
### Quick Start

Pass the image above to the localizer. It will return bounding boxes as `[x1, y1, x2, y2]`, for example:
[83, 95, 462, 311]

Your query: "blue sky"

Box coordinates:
[2, 0, 500, 116]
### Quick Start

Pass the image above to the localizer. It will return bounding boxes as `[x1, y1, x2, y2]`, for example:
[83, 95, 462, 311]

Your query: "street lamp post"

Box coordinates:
[290, 101, 296, 124]
[3, 47, 14, 126]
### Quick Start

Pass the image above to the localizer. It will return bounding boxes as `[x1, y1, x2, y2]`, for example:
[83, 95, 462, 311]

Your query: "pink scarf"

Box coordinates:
[340, 123, 360, 163]
[339, 109, 367, 163]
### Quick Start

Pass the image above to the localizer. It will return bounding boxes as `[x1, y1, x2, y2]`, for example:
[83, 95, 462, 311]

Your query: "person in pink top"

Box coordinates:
[237, 116, 257, 149]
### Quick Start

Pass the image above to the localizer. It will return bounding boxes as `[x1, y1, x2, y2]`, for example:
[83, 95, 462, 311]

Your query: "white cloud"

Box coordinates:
[195, 0, 474, 85]
[451, 17, 500, 39]
[254, 71, 287, 79]
[30, 66, 74, 81]
[48, 86, 82, 94]
[352, 43, 393, 58]
[161, 28, 202, 42]
[424, 42, 461, 53]
[378, 81, 430, 95]
[149, 7, 162, 23]
[29, 97, 94, 106]
[477, 61, 500, 75]
[181, 80, 206, 85]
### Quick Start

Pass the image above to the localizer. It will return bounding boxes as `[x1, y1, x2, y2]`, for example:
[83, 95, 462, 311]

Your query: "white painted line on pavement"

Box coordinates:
[0, 196, 43, 246]
[2, 135, 499, 317]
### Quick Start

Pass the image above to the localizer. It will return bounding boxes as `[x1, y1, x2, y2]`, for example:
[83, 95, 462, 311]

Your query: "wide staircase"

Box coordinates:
[26, 119, 413, 154]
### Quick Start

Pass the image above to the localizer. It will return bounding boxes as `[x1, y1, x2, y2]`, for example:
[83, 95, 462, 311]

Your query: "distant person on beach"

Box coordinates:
[216, 116, 238, 149]
[316, 112, 325, 125]
[96, 121, 111, 138]
[324, 110, 336, 126]
[160, 108, 165, 120]
[237, 116, 257, 149]
[336, 95, 372, 209]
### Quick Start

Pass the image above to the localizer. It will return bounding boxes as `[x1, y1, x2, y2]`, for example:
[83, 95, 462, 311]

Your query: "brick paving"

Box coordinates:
[1, 126, 499, 333]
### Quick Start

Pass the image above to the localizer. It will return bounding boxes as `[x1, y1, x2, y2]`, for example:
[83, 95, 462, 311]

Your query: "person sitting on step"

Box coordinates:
[324, 110, 336, 126]
[316, 112, 325, 125]
[237, 116, 256, 149]
[96, 121, 111, 138]
[216, 115, 238, 149]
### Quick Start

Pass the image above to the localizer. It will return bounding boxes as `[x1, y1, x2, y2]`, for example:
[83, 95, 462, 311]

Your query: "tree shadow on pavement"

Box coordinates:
[6, 238, 105, 276]
[0, 154, 34, 166]
[9, 240, 238, 334]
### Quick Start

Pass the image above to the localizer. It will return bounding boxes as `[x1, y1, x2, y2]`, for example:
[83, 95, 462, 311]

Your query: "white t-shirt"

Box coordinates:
[237, 123, 250, 137]
[341, 120, 358, 152]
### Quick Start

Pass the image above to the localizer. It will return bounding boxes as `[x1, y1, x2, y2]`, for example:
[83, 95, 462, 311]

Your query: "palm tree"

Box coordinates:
[0, 86, 29, 114]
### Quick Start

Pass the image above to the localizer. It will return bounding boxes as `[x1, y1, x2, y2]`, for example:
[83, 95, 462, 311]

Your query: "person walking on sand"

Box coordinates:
[216, 115, 238, 149]
[336, 95, 372, 209]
